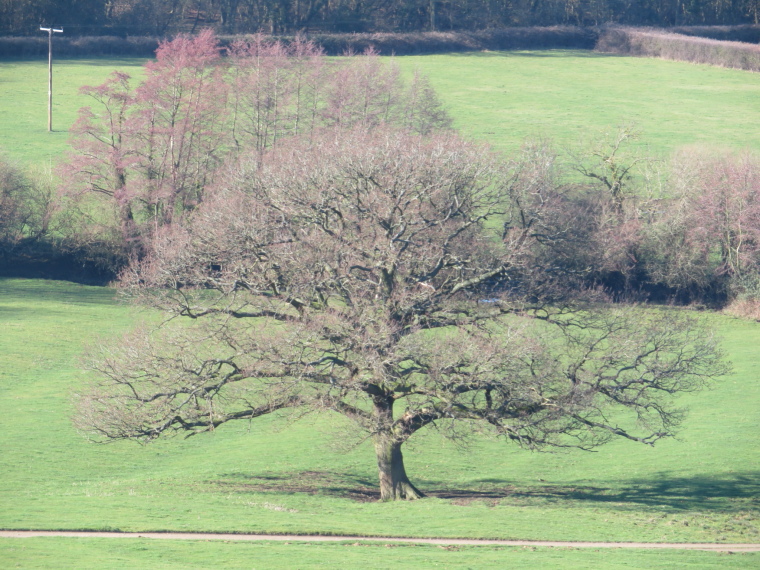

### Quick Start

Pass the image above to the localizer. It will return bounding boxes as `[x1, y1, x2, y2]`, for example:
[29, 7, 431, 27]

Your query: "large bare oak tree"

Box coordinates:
[77, 128, 727, 501]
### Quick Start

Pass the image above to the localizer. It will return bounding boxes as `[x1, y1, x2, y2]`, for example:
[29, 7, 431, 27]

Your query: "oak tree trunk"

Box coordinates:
[372, 394, 424, 501]
[374, 437, 425, 501]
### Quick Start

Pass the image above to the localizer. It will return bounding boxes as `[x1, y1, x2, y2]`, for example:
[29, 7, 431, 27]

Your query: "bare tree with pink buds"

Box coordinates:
[227, 34, 326, 154]
[61, 31, 451, 261]
[129, 29, 230, 226]
[692, 153, 760, 279]
[640, 150, 760, 302]
[60, 31, 229, 256]
[76, 128, 726, 501]
[60, 71, 136, 248]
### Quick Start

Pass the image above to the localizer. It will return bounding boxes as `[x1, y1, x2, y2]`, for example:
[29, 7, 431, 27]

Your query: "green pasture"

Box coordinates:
[407, 50, 760, 156]
[1, 50, 759, 566]
[0, 58, 146, 166]
[1, 51, 759, 167]
[0, 279, 757, 550]
[1, 538, 756, 569]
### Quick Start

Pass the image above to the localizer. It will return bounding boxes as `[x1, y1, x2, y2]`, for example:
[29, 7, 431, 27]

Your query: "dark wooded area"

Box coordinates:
[2, 0, 758, 37]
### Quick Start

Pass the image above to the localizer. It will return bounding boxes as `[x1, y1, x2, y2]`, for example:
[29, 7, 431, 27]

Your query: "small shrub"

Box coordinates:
[0, 157, 55, 255]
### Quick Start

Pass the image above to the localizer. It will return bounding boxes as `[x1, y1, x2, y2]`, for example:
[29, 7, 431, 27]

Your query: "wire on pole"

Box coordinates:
[40, 26, 63, 132]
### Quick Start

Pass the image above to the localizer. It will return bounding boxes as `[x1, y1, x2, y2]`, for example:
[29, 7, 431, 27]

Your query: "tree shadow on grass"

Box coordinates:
[212, 470, 381, 502]
[212, 470, 760, 511]
[430, 472, 760, 512]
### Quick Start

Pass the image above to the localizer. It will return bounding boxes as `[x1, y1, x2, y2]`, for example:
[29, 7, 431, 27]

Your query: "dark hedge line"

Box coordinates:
[0, 35, 161, 57]
[0, 240, 118, 285]
[671, 24, 760, 44]
[2, 26, 759, 59]
[303, 26, 598, 54]
[596, 26, 760, 72]
[0, 27, 596, 57]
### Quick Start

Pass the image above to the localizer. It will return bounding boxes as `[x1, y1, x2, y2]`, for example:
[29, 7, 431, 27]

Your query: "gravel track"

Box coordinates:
[1, 531, 759, 551]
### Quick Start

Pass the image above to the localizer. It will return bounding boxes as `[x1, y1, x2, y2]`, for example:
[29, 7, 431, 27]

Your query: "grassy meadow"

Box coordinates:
[0, 537, 755, 569]
[2, 51, 760, 166]
[1, 51, 759, 567]
[407, 50, 760, 156]
[0, 279, 758, 563]
[0, 58, 146, 167]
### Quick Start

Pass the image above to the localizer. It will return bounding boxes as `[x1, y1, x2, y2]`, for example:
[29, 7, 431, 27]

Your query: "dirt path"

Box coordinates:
[1, 531, 758, 551]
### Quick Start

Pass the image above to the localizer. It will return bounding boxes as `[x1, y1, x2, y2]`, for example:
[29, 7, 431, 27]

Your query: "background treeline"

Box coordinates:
[2, 25, 760, 64]
[1, 0, 758, 37]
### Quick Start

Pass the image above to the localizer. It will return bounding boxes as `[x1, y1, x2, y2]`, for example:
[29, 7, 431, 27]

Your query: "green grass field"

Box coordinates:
[406, 50, 760, 156]
[1, 51, 759, 567]
[0, 278, 758, 568]
[1, 51, 759, 166]
[1, 538, 756, 569]
[0, 58, 146, 166]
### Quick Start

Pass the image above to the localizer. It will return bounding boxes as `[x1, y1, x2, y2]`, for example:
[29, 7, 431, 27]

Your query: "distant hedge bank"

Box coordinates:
[0, 24, 758, 67]
[596, 26, 760, 72]
[0, 26, 595, 57]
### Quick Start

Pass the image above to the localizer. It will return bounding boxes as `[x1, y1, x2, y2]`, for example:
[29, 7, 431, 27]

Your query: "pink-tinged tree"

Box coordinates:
[287, 35, 329, 138]
[129, 29, 230, 225]
[324, 48, 403, 130]
[227, 35, 325, 154]
[642, 151, 760, 300]
[62, 31, 451, 255]
[399, 69, 452, 135]
[77, 128, 727, 501]
[60, 71, 136, 247]
[227, 39, 450, 155]
[60, 31, 231, 252]
[692, 152, 760, 279]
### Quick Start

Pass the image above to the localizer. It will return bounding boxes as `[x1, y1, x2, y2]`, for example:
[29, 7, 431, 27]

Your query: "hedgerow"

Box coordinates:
[596, 26, 760, 72]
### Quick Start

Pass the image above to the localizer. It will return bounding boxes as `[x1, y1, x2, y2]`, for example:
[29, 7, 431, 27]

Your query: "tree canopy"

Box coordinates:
[76, 128, 728, 500]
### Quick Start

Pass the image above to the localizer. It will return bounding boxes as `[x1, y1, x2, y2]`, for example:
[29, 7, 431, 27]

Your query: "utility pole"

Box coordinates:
[40, 26, 63, 132]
